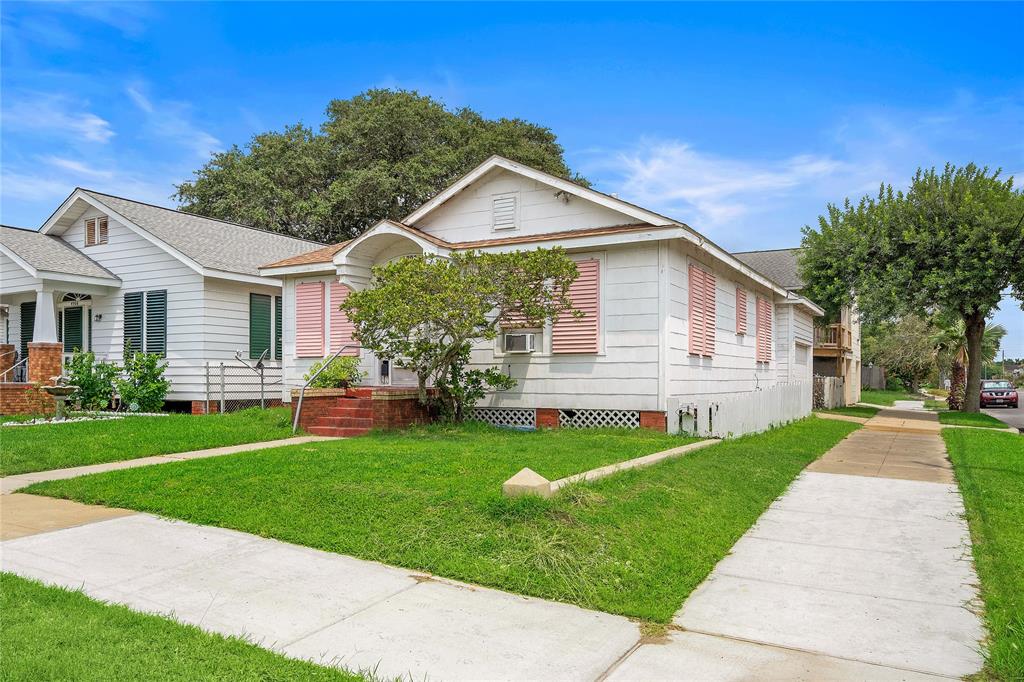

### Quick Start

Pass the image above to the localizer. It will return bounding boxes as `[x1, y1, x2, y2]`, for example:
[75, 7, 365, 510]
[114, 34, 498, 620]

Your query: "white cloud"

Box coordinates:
[2, 93, 115, 143]
[125, 82, 221, 159]
[39, 156, 115, 180]
[586, 92, 1024, 250]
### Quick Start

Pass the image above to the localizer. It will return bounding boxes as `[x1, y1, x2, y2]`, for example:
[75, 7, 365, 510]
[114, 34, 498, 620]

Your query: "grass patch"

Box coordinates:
[0, 407, 294, 476]
[939, 412, 1010, 429]
[0, 572, 359, 681]
[816, 405, 880, 419]
[925, 399, 949, 412]
[860, 389, 921, 406]
[943, 429, 1024, 680]
[27, 418, 857, 622]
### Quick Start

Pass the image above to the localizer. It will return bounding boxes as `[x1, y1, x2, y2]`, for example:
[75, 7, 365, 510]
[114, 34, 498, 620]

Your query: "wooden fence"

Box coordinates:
[668, 382, 812, 438]
[813, 375, 846, 409]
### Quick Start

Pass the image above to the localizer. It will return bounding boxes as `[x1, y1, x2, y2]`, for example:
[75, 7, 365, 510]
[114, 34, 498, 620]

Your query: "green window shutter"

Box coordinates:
[56, 308, 63, 346]
[63, 307, 83, 352]
[123, 292, 143, 355]
[20, 301, 35, 358]
[249, 293, 272, 359]
[145, 290, 167, 356]
[274, 295, 283, 360]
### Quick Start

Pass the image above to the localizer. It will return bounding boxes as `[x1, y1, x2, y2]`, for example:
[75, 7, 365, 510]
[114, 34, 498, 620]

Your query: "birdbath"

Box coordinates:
[42, 379, 78, 422]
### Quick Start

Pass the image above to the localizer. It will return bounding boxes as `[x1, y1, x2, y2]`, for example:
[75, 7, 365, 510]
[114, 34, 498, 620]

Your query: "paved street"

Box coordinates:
[984, 402, 1024, 430]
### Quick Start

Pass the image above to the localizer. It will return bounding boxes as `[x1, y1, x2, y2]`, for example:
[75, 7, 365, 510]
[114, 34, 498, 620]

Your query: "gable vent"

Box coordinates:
[492, 194, 518, 231]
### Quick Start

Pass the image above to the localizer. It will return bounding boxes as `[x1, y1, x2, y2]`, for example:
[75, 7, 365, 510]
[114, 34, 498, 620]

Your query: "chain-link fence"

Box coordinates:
[204, 358, 283, 413]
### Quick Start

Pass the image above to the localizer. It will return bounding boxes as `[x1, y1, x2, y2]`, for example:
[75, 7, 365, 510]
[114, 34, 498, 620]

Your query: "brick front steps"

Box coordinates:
[292, 387, 433, 437]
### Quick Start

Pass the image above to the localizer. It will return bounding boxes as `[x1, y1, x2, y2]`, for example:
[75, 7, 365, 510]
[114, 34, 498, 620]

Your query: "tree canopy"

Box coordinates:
[800, 163, 1024, 411]
[174, 89, 585, 243]
[341, 248, 581, 421]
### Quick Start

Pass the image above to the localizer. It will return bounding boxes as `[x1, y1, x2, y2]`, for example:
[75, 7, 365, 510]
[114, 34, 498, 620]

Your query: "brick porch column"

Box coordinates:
[27, 342, 64, 385]
[0, 343, 14, 380]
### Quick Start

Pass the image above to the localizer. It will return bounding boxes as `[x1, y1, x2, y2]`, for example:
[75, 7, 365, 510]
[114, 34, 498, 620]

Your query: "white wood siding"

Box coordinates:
[414, 169, 639, 243]
[63, 208, 206, 400]
[0, 253, 41, 293]
[666, 240, 779, 401]
[472, 243, 661, 410]
[202, 277, 282, 363]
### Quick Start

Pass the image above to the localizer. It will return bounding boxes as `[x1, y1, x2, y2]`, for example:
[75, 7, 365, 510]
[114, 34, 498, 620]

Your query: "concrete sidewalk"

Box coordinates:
[613, 404, 985, 680]
[1, 513, 639, 681]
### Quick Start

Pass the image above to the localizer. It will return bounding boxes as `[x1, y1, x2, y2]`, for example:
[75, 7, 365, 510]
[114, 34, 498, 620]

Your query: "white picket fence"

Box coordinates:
[668, 382, 812, 438]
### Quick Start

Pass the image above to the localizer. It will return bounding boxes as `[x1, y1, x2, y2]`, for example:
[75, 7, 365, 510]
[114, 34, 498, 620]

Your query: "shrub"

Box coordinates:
[303, 356, 363, 389]
[65, 351, 119, 410]
[116, 352, 170, 412]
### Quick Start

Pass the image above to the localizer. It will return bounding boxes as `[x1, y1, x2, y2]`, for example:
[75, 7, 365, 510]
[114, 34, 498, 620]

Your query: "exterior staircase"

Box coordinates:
[306, 395, 375, 437]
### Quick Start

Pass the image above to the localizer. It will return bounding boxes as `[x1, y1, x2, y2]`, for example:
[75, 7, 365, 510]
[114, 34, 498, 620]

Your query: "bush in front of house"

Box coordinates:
[65, 351, 120, 410]
[116, 351, 170, 412]
[303, 356, 363, 389]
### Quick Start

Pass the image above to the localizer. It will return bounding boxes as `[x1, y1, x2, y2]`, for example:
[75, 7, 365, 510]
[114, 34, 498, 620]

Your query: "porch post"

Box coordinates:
[33, 290, 58, 343]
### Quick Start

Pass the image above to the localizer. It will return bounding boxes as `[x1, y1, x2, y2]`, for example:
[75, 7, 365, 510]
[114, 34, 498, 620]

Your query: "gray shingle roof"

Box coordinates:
[732, 248, 804, 290]
[1, 225, 120, 281]
[83, 191, 325, 276]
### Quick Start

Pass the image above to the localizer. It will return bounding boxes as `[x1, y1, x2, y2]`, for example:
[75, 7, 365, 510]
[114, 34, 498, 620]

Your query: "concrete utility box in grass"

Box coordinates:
[502, 468, 552, 498]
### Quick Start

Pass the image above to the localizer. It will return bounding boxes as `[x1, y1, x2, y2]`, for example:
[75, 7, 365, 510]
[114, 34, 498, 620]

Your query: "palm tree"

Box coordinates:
[931, 318, 1006, 410]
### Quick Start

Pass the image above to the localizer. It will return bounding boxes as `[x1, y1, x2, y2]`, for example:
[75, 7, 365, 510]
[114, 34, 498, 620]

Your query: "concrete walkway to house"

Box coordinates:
[611, 403, 985, 681]
[0, 407, 986, 680]
[0, 435, 336, 494]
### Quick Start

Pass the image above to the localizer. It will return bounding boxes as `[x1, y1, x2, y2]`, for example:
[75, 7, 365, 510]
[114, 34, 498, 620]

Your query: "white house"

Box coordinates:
[0, 189, 321, 412]
[261, 156, 822, 436]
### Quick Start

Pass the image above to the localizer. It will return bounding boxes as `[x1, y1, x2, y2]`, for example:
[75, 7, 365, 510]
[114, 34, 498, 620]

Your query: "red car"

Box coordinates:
[980, 380, 1019, 408]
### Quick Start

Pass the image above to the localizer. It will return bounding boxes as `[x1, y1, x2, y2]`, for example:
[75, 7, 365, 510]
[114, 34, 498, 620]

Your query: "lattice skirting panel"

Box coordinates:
[558, 409, 640, 429]
[469, 407, 537, 429]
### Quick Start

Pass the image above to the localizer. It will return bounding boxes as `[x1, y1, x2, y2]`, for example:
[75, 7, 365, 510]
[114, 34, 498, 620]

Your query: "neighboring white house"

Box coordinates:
[733, 247, 862, 405]
[0, 189, 322, 410]
[261, 156, 822, 435]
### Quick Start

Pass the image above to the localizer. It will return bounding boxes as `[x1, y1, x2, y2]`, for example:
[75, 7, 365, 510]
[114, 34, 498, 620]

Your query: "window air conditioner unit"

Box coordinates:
[504, 332, 536, 354]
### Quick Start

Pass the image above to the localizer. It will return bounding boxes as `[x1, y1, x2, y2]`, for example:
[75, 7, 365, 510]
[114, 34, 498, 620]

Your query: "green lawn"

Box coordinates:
[0, 407, 294, 476]
[944, 429, 1024, 680]
[859, 388, 921, 406]
[0, 573, 359, 681]
[26, 418, 857, 622]
[939, 412, 1010, 429]
[816, 405, 880, 419]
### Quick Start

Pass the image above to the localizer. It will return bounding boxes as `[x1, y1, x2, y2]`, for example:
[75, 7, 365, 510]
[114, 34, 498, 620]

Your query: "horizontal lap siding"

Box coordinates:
[203, 278, 282, 365]
[63, 211, 207, 400]
[414, 169, 638, 243]
[0, 254, 41, 292]
[667, 241, 778, 401]
[472, 243, 660, 411]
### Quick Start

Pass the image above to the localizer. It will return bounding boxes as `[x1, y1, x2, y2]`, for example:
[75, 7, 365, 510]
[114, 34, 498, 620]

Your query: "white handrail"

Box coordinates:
[292, 344, 360, 434]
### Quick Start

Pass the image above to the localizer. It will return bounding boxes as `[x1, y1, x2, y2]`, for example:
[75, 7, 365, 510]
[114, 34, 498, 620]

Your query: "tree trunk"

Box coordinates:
[962, 311, 986, 413]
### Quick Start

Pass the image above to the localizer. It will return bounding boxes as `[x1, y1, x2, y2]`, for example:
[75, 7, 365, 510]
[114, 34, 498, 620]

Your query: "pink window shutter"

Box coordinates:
[688, 265, 705, 355]
[552, 259, 600, 354]
[736, 287, 748, 335]
[295, 282, 325, 358]
[756, 297, 773, 363]
[329, 282, 359, 356]
[702, 269, 716, 356]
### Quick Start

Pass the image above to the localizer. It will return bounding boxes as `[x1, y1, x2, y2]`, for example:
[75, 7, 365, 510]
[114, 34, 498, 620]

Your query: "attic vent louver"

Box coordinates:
[492, 193, 518, 231]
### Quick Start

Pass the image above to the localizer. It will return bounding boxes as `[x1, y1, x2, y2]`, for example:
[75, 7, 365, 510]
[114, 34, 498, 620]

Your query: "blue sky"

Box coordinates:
[2, 2, 1022, 355]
